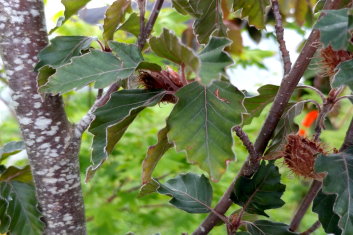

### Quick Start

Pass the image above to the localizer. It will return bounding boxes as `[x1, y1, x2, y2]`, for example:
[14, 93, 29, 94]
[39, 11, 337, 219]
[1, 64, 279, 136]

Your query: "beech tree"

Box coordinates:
[1, 0, 353, 234]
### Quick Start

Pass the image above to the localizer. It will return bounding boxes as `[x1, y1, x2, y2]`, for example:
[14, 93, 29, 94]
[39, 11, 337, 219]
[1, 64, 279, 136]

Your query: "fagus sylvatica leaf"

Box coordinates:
[333, 59, 353, 91]
[0, 166, 32, 183]
[88, 89, 166, 173]
[167, 81, 245, 181]
[157, 173, 213, 213]
[0, 141, 25, 162]
[102, 0, 131, 45]
[117, 12, 141, 37]
[40, 42, 144, 94]
[149, 29, 200, 74]
[244, 220, 297, 235]
[171, 0, 227, 43]
[231, 161, 285, 217]
[315, 147, 353, 234]
[142, 126, 174, 184]
[313, 190, 342, 235]
[315, 8, 351, 50]
[49, 0, 91, 34]
[0, 181, 44, 235]
[198, 37, 233, 84]
[34, 36, 96, 71]
[233, 0, 271, 30]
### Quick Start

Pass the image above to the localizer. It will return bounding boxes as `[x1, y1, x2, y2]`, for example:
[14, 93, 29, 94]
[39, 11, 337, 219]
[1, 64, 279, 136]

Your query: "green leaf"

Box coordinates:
[0, 141, 25, 162]
[40, 42, 144, 94]
[313, 190, 342, 235]
[0, 197, 10, 233]
[198, 37, 233, 84]
[294, 0, 309, 26]
[245, 220, 297, 235]
[117, 13, 140, 37]
[103, 0, 131, 45]
[109, 41, 143, 68]
[315, 147, 353, 234]
[333, 59, 353, 91]
[157, 173, 212, 213]
[315, 8, 350, 50]
[142, 126, 174, 184]
[167, 81, 245, 181]
[172, 0, 227, 43]
[243, 85, 279, 125]
[233, 0, 271, 29]
[49, 0, 91, 34]
[230, 161, 285, 217]
[0, 166, 32, 183]
[88, 89, 166, 169]
[34, 36, 96, 71]
[0, 181, 44, 235]
[149, 29, 200, 74]
[37, 66, 56, 88]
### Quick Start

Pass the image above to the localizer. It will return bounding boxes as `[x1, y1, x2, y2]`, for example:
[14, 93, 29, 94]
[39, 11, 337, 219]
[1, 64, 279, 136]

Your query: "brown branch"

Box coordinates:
[289, 180, 322, 231]
[233, 126, 260, 173]
[192, 0, 342, 233]
[271, 0, 292, 74]
[300, 220, 321, 235]
[138, 0, 164, 50]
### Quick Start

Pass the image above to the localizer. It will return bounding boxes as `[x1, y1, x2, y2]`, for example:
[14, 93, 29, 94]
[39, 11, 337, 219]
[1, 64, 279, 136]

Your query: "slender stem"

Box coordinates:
[289, 180, 322, 232]
[137, 0, 146, 49]
[335, 95, 353, 103]
[139, 0, 164, 50]
[300, 220, 321, 235]
[192, 1, 342, 234]
[271, 0, 292, 75]
[299, 85, 326, 101]
[233, 126, 260, 170]
[180, 64, 187, 85]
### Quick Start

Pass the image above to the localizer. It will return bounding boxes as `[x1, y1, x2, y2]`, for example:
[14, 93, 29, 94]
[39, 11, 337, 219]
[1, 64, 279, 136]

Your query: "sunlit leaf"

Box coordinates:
[294, 0, 308, 26]
[333, 59, 353, 91]
[103, 0, 131, 45]
[34, 36, 96, 71]
[89, 89, 166, 169]
[313, 190, 342, 235]
[315, 147, 353, 234]
[50, 0, 91, 33]
[0, 166, 32, 183]
[149, 29, 200, 74]
[198, 37, 233, 84]
[315, 8, 350, 50]
[0, 141, 25, 162]
[172, 0, 227, 43]
[167, 81, 245, 181]
[157, 173, 212, 213]
[142, 126, 174, 184]
[233, 0, 271, 29]
[231, 161, 285, 217]
[0, 181, 44, 235]
[118, 12, 140, 37]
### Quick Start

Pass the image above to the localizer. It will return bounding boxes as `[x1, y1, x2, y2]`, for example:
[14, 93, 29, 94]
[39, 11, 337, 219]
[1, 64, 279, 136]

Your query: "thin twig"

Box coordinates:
[75, 83, 119, 137]
[299, 85, 326, 101]
[289, 180, 322, 232]
[138, 0, 164, 50]
[300, 220, 321, 235]
[137, 0, 146, 49]
[271, 0, 292, 75]
[192, 1, 342, 234]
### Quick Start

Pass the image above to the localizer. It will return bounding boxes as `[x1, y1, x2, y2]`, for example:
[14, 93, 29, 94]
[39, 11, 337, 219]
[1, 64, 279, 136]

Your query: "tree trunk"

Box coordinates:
[0, 0, 86, 234]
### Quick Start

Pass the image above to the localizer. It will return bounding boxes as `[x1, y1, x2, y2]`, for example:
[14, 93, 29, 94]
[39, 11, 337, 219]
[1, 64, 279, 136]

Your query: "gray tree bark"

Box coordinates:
[0, 0, 86, 234]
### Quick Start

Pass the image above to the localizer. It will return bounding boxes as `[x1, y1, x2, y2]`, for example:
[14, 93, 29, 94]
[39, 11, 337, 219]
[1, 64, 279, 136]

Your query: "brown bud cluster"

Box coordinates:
[139, 68, 184, 103]
[320, 46, 353, 77]
[282, 134, 325, 180]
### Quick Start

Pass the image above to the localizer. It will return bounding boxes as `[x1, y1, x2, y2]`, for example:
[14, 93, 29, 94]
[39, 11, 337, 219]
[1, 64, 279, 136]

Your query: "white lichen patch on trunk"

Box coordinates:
[0, 0, 86, 234]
